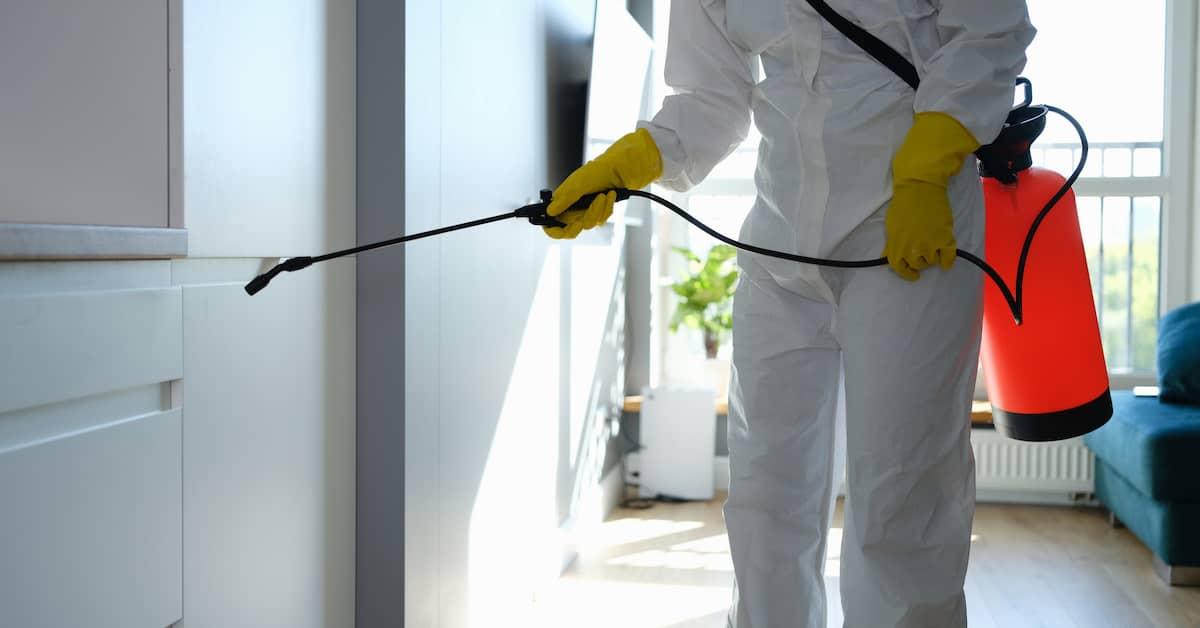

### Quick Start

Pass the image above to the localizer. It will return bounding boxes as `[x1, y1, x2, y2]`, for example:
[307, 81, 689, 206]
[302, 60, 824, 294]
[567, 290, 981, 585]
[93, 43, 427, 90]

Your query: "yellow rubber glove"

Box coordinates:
[884, 112, 981, 281]
[544, 128, 663, 239]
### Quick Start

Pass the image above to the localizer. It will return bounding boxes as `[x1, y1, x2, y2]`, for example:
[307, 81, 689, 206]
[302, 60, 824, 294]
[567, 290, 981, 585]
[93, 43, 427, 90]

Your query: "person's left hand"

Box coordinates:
[884, 112, 980, 280]
[884, 180, 958, 281]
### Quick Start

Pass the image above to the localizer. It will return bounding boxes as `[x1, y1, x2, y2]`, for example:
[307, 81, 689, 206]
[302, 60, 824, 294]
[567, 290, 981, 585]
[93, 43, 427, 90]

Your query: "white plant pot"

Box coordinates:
[705, 357, 731, 400]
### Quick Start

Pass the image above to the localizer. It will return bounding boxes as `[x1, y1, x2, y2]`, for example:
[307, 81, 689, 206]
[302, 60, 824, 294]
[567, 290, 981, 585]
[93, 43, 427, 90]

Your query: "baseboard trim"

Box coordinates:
[556, 464, 628, 575]
[976, 489, 1096, 506]
[1154, 555, 1200, 586]
[601, 462, 625, 517]
[715, 455, 729, 491]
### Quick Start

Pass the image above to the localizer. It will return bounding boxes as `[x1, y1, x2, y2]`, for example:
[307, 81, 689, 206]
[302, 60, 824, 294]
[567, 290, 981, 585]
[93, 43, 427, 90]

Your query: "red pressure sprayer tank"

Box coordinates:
[976, 101, 1112, 441]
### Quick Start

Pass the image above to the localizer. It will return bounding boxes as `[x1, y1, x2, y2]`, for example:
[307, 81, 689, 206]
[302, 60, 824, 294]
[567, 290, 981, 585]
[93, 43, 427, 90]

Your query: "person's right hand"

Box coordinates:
[544, 128, 663, 239]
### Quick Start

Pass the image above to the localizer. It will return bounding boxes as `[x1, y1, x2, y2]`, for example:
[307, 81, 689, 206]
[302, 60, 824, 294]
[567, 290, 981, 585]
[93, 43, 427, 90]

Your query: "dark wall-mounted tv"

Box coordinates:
[543, 1, 652, 187]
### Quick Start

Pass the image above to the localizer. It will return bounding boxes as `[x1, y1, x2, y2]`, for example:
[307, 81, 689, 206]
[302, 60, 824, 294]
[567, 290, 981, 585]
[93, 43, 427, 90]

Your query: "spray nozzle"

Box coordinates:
[244, 256, 315, 295]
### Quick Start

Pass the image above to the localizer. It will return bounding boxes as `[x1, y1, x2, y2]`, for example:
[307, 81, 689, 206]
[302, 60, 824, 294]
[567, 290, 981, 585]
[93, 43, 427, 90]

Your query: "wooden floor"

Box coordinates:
[533, 494, 1200, 628]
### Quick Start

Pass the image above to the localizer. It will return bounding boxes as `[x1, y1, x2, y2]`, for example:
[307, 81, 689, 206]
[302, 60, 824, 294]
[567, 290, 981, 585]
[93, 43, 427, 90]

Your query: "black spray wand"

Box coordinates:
[244, 189, 617, 295]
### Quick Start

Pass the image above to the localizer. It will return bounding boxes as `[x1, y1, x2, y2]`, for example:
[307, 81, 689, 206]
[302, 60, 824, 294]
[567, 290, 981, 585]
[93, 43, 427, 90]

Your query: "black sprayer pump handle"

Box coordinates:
[515, 189, 633, 228]
[1015, 77, 1033, 109]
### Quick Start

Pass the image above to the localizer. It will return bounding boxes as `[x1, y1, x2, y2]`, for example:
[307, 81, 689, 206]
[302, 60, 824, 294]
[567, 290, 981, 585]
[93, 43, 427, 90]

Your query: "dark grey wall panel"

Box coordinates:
[356, 1, 406, 626]
[627, 0, 653, 33]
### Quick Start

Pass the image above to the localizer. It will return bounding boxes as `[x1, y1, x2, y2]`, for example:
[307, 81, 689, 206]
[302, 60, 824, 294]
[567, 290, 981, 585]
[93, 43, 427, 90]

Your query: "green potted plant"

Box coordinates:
[670, 244, 738, 397]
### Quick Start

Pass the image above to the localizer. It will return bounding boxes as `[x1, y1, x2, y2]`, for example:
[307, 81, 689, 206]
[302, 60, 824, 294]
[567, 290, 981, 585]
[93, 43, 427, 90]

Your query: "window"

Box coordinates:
[653, 0, 1195, 386]
[1022, 0, 1184, 377]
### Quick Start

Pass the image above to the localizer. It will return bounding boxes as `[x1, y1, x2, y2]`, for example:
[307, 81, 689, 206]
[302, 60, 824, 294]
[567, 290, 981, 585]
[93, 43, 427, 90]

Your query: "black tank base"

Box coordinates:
[992, 389, 1114, 442]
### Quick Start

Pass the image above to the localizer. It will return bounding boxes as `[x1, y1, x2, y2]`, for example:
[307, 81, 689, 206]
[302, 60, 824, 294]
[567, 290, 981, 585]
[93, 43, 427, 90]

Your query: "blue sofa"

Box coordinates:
[1084, 391, 1200, 584]
[1083, 303, 1200, 585]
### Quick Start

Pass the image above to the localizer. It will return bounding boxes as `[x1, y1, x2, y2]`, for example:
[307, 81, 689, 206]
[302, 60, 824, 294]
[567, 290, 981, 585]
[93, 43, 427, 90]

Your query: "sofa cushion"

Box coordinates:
[1083, 390, 1200, 501]
[1159, 302, 1200, 405]
[1095, 459, 1200, 566]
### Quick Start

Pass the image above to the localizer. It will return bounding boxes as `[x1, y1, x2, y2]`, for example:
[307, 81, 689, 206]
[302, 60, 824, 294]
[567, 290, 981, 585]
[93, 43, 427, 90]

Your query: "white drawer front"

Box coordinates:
[0, 408, 182, 628]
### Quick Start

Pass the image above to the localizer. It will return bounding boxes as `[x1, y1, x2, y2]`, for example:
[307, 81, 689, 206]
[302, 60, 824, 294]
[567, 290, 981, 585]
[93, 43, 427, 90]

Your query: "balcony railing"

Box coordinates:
[1036, 142, 1165, 374]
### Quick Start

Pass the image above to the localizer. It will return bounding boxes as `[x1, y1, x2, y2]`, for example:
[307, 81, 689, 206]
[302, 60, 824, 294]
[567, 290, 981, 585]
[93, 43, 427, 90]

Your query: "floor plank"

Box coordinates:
[533, 495, 1200, 627]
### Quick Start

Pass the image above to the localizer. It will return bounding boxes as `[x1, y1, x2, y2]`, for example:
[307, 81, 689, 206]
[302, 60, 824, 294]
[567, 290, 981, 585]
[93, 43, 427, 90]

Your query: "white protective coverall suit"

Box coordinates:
[638, 1, 1034, 626]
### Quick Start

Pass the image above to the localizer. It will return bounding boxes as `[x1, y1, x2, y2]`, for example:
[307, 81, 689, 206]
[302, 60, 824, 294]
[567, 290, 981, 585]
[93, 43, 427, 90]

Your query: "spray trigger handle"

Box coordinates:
[515, 188, 632, 228]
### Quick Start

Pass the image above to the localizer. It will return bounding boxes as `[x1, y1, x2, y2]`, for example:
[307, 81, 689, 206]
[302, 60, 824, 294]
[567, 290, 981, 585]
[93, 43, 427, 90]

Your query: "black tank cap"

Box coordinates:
[977, 79, 1048, 184]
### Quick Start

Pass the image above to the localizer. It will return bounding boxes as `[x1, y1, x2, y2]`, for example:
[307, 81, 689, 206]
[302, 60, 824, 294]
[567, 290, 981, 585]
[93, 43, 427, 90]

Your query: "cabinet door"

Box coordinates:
[0, 0, 171, 227]
[0, 410, 184, 628]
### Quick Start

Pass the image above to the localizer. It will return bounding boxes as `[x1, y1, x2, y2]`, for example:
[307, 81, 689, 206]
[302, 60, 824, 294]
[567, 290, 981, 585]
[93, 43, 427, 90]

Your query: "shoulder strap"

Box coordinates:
[803, 0, 920, 90]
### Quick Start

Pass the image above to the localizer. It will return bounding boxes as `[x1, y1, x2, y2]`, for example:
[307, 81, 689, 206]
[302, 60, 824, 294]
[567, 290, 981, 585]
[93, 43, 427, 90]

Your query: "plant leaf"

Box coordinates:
[672, 246, 701, 263]
[668, 245, 739, 353]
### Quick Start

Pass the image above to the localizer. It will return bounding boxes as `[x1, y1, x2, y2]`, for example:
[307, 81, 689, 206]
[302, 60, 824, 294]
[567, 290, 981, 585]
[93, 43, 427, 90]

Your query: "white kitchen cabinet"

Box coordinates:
[0, 0, 183, 257]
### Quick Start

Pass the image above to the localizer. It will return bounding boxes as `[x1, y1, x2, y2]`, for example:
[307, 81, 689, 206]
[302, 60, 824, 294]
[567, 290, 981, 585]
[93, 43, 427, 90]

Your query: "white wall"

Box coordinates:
[1192, 2, 1200, 302]
[0, 1, 356, 627]
[404, 1, 628, 625]
[179, 1, 356, 626]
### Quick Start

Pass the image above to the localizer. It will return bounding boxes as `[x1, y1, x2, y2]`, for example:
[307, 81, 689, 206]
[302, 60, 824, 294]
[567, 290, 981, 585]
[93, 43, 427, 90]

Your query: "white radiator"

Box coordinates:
[971, 428, 1095, 503]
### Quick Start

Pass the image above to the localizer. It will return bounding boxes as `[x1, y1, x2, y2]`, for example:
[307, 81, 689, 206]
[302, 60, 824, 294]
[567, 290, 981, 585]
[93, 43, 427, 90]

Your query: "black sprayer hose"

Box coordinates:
[247, 108, 1088, 327]
[630, 107, 1087, 324]
[623, 188, 1017, 321]
[1012, 105, 1088, 322]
